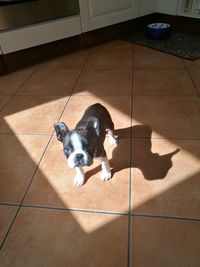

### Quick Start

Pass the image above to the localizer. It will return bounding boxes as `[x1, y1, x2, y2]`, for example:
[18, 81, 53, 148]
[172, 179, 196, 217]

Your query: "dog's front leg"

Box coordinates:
[98, 156, 112, 181]
[74, 167, 85, 187]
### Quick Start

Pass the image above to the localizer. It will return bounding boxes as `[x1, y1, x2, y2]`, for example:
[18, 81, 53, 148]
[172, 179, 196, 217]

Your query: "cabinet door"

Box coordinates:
[79, 0, 139, 32]
[140, 0, 156, 16]
[156, 0, 179, 15]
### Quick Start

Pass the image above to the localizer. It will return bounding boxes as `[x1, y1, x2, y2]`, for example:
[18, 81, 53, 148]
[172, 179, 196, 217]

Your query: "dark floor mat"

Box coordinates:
[122, 31, 200, 60]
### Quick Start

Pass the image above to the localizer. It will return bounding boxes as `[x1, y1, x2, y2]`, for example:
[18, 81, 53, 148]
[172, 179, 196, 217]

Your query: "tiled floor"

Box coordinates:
[0, 40, 200, 267]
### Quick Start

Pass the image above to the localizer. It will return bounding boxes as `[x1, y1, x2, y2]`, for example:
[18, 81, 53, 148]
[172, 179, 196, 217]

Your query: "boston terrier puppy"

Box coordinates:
[54, 103, 118, 187]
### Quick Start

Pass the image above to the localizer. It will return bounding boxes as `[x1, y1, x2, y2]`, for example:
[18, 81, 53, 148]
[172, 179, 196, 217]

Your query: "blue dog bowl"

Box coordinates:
[146, 23, 171, 39]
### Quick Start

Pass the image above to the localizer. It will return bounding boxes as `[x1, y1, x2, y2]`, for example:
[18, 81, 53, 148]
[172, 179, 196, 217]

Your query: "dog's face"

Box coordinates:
[54, 122, 96, 168]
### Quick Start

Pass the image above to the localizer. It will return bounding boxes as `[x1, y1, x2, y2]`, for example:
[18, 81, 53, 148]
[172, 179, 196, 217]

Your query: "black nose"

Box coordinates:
[75, 153, 84, 160]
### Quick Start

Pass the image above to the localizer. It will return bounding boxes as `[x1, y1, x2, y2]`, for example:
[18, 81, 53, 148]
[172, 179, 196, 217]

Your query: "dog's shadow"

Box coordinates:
[86, 125, 180, 181]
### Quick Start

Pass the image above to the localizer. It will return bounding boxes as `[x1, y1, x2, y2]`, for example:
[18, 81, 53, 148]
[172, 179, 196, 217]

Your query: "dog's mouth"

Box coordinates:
[74, 158, 93, 168]
[68, 153, 93, 168]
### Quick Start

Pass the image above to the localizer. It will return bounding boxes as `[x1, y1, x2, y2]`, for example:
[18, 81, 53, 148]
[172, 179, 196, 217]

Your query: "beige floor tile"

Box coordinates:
[132, 216, 200, 267]
[0, 96, 11, 111]
[24, 137, 130, 212]
[17, 68, 80, 96]
[0, 206, 18, 246]
[84, 50, 132, 71]
[73, 69, 132, 96]
[0, 207, 128, 267]
[39, 50, 89, 71]
[134, 45, 185, 69]
[188, 68, 200, 95]
[0, 96, 68, 134]
[0, 67, 36, 96]
[134, 69, 197, 95]
[131, 139, 200, 218]
[132, 96, 200, 139]
[0, 134, 50, 203]
[184, 58, 200, 69]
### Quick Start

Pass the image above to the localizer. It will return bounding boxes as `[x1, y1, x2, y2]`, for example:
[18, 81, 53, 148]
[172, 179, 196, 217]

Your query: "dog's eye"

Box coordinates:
[88, 144, 93, 150]
[64, 146, 71, 153]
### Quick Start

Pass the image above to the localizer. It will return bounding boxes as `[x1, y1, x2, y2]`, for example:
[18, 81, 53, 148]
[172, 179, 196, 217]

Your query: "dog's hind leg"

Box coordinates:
[106, 129, 118, 146]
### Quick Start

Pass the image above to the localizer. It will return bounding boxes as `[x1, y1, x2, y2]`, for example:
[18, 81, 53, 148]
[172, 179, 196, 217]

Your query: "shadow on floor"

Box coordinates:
[86, 125, 180, 182]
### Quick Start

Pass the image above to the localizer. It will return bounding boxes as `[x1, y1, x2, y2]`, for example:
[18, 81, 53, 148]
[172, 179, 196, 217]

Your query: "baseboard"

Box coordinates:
[0, 57, 5, 75]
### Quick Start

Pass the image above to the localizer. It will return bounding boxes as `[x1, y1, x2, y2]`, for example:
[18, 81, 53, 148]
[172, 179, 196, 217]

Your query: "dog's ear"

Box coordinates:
[54, 122, 69, 142]
[86, 117, 100, 137]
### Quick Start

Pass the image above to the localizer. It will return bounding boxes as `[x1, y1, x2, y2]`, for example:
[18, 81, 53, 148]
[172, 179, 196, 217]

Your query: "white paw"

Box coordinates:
[109, 135, 118, 146]
[74, 174, 85, 187]
[100, 169, 112, 181]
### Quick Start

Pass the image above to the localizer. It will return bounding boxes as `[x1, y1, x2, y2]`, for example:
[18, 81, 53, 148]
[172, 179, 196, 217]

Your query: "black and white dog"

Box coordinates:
[54, 103, 118, 187]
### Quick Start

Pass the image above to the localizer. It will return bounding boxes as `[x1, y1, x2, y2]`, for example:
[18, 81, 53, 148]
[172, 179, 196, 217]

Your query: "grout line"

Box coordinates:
[127, 44, 135, 267]
[53, 53, 90, 127]
[0, 132, 51, 136]
[132, 94, 200, 97]
[0, 205, 21, 250]
[131, 213, 200, 222]
[130, 136, 200, 141]
[134, 67, 188, 70]
[1, 202, 200, 223]
[127, 130, 132, 267]
[68, 54, 90, 96]
[0, 203, 19, 207]
[0, 133, 200, 141]
[14, 65, 39, 95]
[0, 65, 39, 113]
[20, 137, 54, 205]
[1, 94, 79, 97]
[1, 94, 199, 97]
[68, 94, 134, 97]
[21, 204, 129, 216]
[0, 96, 12, 112]
[183, 60, 200, 97]
[70, 67, 134, 71]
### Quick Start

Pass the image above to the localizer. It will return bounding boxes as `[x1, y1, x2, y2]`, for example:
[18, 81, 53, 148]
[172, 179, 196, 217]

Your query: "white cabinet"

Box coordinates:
[177, 0, 200, 19]
[156, 0, 179, 15]
[140, 0, 156, 16]
[79, 0, 139, 32]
